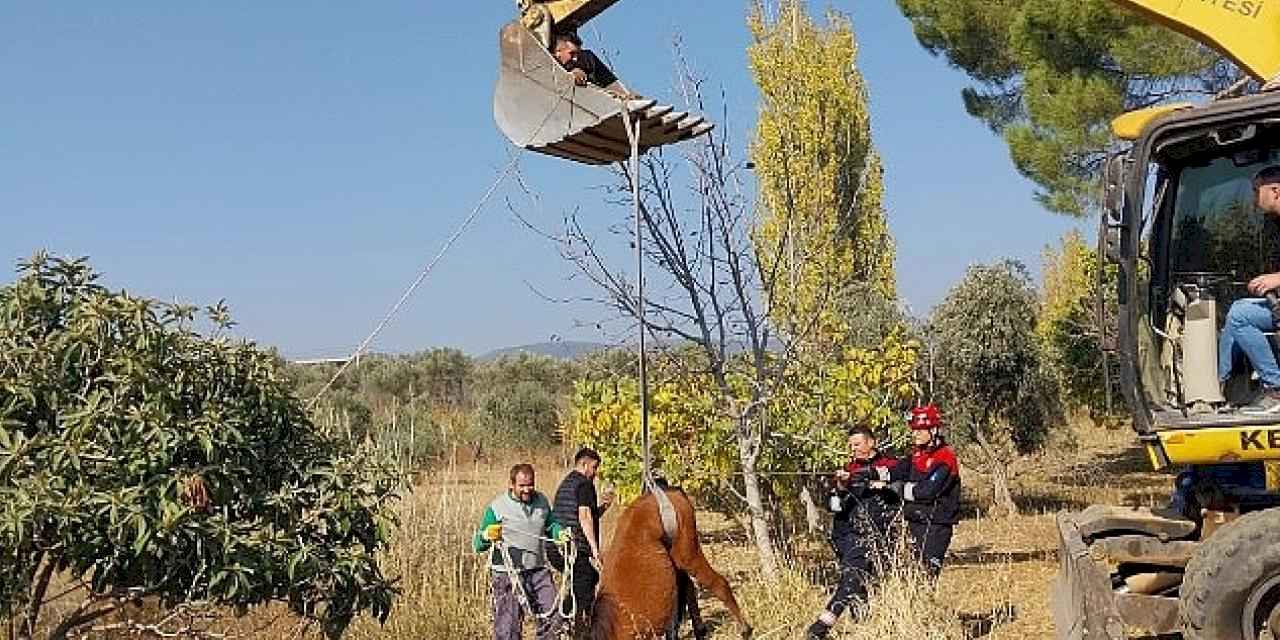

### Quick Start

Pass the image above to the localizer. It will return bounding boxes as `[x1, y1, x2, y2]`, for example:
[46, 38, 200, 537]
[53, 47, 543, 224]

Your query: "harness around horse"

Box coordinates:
[650, 483, 679, 546]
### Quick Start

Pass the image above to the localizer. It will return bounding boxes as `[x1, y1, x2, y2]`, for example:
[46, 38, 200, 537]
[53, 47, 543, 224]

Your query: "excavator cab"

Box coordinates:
[1105, 97, 1280, 439]
[1055, 93, 1280, 640]
[493, 0, 713, 165]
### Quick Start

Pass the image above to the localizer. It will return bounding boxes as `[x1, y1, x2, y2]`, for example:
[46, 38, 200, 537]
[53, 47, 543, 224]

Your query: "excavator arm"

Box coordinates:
[1113, 0, 1280, 83]
[521, 0, 623, 33]
[516, 0, 624, 52]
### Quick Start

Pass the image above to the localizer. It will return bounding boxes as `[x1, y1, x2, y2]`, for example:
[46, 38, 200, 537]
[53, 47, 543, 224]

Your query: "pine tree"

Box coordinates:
[895, 0, 1234, 215]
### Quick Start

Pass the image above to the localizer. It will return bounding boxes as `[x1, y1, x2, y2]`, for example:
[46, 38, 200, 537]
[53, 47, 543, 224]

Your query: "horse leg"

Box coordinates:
[669, 532, 752, 638]
[678, 570, 709, 640]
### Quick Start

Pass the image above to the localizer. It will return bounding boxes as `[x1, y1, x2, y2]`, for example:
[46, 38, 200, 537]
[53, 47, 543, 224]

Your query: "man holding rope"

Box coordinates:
[547, 448, 614, 637]
[806, 426, 900, 639]
[474, 463, 572, 640]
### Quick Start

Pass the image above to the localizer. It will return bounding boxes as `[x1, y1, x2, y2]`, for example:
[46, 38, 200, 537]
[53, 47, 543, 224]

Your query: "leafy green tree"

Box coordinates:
[464, 353, 577, 453]
[474, 353, 577, 398]
[894, 0, 1234, 215]
[0, 254, 400, 639]
[930, 260, 1063, 514]
[471, 381, 563, 451]
[405, 348, 474, 408]
[568, 336, 918, 501]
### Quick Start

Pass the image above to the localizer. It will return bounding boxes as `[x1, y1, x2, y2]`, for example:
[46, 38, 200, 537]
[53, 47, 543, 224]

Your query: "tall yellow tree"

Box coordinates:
[1038, 230, 1119, 416]
[749, 0, 896, 353]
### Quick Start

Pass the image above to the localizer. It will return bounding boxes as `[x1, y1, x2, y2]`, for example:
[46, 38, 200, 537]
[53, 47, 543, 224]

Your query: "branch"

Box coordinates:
[24, 553, 55, 635]
[50, 598, 123, 640]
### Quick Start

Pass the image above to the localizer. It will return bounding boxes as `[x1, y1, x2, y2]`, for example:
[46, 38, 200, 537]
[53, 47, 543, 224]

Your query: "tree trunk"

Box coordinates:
[800, 486, 823, 536]
[20, 555, 53, 640]
[729, 511, 755, 545]
[990, 461, 1018, 516]
[738, 424, 779, 580]
[972, 421, 1019, 516]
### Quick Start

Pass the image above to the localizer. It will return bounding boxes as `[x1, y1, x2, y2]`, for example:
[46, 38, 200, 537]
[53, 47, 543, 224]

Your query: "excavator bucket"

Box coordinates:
[1052, 512, 1127, 640]
[493, 21, 714, 165]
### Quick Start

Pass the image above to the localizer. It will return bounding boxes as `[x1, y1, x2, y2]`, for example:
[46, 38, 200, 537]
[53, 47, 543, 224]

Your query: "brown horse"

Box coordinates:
[592, 486, 753, 639]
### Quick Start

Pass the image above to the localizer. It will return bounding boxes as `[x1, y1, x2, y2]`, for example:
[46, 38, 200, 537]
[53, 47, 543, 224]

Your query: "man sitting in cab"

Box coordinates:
[1219, 166, 1280, 414]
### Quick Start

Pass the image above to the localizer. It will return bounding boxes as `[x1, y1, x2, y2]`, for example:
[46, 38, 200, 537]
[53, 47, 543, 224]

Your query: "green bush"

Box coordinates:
[0, 254, 401, 639]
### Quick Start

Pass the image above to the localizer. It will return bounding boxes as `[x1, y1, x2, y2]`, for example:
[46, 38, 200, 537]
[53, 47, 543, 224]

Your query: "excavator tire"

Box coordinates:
[1181, 508, 1280, 640]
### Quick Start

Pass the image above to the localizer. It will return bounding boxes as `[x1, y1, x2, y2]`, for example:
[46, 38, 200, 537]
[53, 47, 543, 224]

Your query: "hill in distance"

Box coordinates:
[477, 340, 611, 362]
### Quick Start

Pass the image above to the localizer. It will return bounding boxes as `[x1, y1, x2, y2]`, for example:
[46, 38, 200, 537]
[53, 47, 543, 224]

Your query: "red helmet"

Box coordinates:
[908, 404, 942, 430]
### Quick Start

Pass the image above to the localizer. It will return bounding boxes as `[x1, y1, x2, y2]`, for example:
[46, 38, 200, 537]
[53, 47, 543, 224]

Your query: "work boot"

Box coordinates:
[805, 621, 831, 639]
[1242, 387, 1280, 415]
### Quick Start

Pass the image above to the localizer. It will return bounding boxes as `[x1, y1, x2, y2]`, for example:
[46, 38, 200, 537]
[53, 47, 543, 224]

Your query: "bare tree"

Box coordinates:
[514, 54, 845, 578]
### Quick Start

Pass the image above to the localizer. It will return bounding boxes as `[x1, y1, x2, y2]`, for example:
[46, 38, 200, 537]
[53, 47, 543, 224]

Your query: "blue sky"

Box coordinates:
[1, 2, 1086, 358]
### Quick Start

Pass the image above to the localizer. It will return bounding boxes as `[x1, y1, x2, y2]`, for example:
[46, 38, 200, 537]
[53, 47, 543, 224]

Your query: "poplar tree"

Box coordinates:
[1038, 230, 1119, 416]
[749, 0, 897, 353]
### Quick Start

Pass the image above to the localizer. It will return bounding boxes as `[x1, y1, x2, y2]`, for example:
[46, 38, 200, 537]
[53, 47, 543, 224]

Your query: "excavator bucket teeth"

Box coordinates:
[1052, 512, 1128, 640]
[493, 21, 714, 165]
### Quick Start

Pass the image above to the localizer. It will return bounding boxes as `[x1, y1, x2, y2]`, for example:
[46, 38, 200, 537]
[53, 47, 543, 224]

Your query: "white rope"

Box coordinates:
[308, 59, 580, 407]
[307, 158, 517, 408]
[620, 101, 656, 492]
[488, 534, 579, 621]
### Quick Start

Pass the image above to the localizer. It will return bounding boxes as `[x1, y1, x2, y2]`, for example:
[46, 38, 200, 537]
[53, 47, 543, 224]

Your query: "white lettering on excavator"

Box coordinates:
[1198, 0, 1264, 18]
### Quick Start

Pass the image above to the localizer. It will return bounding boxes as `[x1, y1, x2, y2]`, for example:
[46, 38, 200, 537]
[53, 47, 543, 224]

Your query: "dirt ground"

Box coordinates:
[937, 425, 1173, 639]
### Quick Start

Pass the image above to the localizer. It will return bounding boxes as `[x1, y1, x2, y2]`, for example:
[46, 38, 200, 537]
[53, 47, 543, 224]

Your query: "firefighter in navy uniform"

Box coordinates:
[806, 426, 900, 639]
[879, 404, 960, 580]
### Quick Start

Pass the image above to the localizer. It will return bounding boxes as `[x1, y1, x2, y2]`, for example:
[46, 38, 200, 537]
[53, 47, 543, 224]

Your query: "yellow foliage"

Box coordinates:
[748, 0, 896, 353]
[564, 334, 919, 500]
[1038, 229, 1095, 342]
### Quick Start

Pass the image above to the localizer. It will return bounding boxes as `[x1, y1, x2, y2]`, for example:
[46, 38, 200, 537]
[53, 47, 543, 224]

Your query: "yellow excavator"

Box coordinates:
[492, 0, 713, 165]
[1054, 1, 1280, 639]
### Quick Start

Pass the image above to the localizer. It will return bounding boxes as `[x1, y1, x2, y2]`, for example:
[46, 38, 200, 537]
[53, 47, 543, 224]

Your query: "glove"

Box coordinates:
[827, 493, 845, 512]
[483, 524, 503, 542]
[556, 527, 572, 544]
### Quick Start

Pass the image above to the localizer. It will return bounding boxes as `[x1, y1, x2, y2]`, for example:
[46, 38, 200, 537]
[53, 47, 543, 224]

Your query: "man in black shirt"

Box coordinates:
[551, 32, 630, 98]
[548, 447, 613, 637]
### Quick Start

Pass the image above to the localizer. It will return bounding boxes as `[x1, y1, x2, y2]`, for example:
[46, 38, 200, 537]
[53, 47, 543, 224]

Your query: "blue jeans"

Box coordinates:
[1218, 298, 1280, 388]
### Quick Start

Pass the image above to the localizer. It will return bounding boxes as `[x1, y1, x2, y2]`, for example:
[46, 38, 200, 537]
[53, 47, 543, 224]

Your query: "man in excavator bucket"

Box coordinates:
[493, 0, 713, 165]
[550, 32, 624, 95]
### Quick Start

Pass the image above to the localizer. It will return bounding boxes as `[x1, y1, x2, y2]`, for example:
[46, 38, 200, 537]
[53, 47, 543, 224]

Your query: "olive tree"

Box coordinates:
[929, 260, 1063, 515]
[0, 254, 400, 639]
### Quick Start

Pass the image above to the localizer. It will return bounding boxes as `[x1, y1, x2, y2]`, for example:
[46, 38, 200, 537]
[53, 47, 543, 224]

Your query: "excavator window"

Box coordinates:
[1142, 141, 1280, 415]
[1169, 153, 1280, 280]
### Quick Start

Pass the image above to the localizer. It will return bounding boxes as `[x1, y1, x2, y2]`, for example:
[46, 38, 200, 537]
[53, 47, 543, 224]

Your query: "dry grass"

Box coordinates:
[9, 421, 1175, 639]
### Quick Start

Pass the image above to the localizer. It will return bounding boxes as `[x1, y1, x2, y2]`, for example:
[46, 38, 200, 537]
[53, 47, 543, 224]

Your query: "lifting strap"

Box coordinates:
[621, 103, 678, 546]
